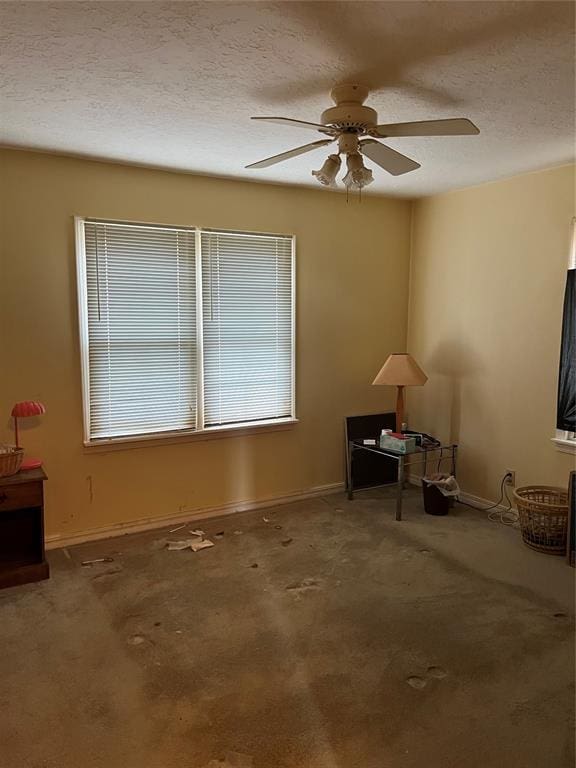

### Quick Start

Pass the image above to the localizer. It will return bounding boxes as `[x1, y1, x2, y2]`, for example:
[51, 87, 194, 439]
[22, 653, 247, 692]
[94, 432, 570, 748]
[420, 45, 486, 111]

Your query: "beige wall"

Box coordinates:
[407, 164, 575, 501]
[0, 149, 412, 541]
[2, 149, 572, 540]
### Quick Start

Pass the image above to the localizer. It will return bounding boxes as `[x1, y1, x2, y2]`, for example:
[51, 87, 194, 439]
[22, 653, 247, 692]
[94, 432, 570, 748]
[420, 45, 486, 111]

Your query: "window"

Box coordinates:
[76, 219, 295, 444]
[553, 217, 576, 454]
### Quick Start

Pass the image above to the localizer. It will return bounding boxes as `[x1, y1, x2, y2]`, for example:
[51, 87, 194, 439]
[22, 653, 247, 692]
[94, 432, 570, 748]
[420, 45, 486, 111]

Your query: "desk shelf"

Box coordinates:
[0, 468, 49, 589]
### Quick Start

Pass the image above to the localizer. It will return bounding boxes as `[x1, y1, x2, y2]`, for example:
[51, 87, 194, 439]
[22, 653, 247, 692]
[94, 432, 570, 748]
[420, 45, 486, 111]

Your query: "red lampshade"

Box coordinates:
[10, 401, 46, 468]
[11, 401, 46, 418]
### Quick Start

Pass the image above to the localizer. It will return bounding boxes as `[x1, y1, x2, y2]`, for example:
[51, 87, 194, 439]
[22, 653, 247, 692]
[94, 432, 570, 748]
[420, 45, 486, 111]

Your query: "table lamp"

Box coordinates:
[372, 354, 427, 433]
[11, 401, 46, 470]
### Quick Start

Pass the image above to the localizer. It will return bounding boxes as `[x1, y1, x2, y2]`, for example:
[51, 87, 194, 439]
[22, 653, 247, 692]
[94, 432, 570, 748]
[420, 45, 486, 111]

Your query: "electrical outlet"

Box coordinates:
[504, 469, 516, 486]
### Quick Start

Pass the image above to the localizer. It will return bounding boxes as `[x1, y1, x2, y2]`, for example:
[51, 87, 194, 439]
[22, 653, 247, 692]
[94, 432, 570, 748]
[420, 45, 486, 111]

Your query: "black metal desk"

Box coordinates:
[346, 440, 458, 521]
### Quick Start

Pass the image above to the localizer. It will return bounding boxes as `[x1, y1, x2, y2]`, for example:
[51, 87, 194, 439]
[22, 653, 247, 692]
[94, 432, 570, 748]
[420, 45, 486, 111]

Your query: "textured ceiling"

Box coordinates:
[0, 1, 574, 197]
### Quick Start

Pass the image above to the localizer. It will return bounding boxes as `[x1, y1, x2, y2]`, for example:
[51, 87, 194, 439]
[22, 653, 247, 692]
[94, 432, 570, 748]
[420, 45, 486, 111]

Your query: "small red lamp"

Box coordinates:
[11, 401, 46, 470]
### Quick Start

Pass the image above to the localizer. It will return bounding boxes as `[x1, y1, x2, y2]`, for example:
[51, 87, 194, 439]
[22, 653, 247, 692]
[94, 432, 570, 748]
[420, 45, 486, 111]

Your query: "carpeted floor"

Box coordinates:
[0, 487, 574, 768]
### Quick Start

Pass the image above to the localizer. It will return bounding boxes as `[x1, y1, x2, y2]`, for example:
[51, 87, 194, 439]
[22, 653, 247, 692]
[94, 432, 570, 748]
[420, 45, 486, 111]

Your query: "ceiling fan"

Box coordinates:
[246, 84, 479, 189]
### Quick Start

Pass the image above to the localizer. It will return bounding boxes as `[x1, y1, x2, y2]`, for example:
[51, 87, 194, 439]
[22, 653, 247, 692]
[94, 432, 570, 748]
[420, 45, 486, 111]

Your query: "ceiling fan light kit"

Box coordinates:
[247, 84, 480, 190]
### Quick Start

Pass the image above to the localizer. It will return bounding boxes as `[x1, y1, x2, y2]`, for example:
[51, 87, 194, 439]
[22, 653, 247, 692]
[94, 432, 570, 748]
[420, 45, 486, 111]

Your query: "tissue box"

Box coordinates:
[379, 433, 417, 454]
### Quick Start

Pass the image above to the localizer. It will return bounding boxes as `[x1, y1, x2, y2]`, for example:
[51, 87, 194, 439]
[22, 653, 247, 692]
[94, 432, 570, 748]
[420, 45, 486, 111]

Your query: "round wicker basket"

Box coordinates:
[0, 446, 24, 478]
[514, 485, 569, 555]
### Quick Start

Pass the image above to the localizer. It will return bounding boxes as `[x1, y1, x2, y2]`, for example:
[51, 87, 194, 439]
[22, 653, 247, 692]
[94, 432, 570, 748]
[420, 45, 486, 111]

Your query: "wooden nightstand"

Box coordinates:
[0, 468, 49, 589]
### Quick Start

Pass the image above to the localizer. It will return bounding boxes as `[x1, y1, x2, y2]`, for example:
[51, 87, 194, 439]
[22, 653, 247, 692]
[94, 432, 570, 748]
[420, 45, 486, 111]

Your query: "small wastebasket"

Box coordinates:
[422, 481, 451, 515]
[422, 474, 460, 516]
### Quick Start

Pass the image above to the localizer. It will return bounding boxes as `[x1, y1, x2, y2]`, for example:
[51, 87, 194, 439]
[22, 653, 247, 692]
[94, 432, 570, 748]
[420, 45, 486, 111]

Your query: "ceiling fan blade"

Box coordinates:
[374, 118, 480, 138]
[246, 139, 334, 169]
[251, 116, 336, 135]
[360, 139, 421, 176]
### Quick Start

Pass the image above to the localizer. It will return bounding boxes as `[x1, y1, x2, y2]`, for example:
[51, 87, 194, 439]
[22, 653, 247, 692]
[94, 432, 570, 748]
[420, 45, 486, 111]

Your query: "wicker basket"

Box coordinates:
[514, 485, 569, 555]
[0, 446, 24, 478]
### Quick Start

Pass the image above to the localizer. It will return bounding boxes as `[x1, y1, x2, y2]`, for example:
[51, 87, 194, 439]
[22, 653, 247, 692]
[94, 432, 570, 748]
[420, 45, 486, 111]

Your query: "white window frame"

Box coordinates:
[75, 217, 297, 447]
[552, 216, 576, 455]
[553, 432, 576, 454]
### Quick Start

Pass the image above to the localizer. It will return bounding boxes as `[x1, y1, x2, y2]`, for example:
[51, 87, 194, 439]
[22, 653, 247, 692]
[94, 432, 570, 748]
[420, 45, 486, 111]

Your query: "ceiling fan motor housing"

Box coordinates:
[321, 84, 377, 133]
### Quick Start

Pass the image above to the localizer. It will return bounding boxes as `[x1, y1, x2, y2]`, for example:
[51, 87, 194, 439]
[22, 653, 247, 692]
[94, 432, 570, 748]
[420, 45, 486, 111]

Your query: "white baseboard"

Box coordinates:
[45, 481, 345, 550]
[455, 488, 515, 513]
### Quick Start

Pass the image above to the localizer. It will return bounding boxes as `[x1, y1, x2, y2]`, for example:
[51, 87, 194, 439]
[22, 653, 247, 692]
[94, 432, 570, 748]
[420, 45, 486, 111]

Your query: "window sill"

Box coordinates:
[83, 418, 299, 453]
[551, 437, 576, 455]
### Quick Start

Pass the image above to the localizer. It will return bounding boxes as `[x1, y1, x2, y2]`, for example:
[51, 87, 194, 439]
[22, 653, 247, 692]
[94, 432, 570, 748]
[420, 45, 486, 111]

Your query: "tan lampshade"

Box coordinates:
[372, 353, 428, 386]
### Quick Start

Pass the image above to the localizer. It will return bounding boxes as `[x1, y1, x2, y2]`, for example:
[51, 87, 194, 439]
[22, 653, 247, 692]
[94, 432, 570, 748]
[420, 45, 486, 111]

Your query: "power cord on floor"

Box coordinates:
[491, 482, 519, 528]
[457, 473, 519, 528]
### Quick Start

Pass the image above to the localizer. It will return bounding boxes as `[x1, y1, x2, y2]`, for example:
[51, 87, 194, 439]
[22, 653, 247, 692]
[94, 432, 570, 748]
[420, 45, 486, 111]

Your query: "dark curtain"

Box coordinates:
[557, 269, 576, 431]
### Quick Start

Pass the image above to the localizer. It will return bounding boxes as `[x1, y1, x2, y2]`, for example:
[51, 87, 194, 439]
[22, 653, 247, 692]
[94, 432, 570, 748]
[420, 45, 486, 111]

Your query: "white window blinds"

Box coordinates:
[83, 221, 197, 439]
[201, 230, 293, 427]
[78, 220, 294, 442]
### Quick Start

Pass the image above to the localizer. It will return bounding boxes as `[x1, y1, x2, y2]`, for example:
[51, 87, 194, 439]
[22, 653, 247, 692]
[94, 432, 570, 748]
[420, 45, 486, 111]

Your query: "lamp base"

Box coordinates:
[395, 386, 405, 434]
[21, 457, 43, 471]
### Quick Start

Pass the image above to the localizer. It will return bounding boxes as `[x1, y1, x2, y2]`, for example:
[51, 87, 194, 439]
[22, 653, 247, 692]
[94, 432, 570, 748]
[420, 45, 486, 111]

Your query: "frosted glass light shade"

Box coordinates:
[312, 154, 341, 187]
[343, 153, 374, 190]
[372, 354, 427, 386]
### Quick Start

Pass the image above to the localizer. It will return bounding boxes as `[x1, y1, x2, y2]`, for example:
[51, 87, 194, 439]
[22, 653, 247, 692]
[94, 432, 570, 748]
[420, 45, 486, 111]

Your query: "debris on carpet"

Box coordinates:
[168, 524, 186, 533]
[190, 538, 215, 552]
[427, 665, 448, 679]
[202, 751, 253, 768]
[166, 534, 214, 552]
[285, 577, 321, 593]
[167, 540, 195, 551]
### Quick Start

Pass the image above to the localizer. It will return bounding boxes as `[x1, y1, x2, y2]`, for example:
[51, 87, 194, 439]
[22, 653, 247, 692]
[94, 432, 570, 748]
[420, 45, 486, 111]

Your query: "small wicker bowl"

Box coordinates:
[0, 446, 24, 478]
[514, 485, 569, 555]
